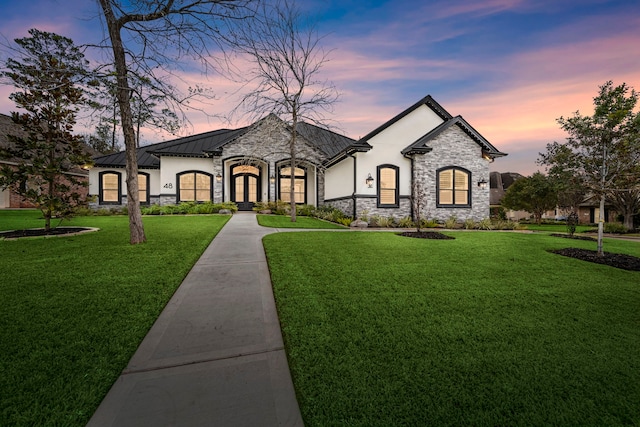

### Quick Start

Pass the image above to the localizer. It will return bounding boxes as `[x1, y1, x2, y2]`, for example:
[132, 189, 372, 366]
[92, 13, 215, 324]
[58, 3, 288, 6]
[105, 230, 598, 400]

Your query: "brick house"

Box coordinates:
[89, 95, 507, 221]
[0, 113, 93, 209]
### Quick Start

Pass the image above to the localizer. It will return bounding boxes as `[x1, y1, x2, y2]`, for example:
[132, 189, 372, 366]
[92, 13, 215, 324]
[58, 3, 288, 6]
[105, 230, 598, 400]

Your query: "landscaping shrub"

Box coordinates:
[376, 216, 395, 228]
[463, 218, 476, 229]
[477, 218, 493, 230]
[335, 217, 352, 227]
[397, 216, 414, 228]
[567, 212, 579, 236]
[420, 218, 439, 228]
[604, 222, 627, 234]
[444, 215, 458, 229]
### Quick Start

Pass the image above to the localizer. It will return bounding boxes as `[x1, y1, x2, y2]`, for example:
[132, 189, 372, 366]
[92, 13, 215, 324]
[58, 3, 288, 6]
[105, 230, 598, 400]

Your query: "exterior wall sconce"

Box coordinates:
[477, 178, 488, 190]
[216, 173, 222, 183]
[365, 173, 374, 188]
[270, 174, 275, 184]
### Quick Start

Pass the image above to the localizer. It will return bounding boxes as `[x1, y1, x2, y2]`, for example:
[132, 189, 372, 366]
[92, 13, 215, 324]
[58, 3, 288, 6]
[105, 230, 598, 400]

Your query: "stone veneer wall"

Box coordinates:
[323, 197, 354, 218]
[354, 196, 412, 220]
[413, 125, 490, 222]
[217, 116, 327, 204]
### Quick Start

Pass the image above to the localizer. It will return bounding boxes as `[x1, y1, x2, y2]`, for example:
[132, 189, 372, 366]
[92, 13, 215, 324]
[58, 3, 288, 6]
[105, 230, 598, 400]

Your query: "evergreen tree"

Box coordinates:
[0, 29, 93, 231]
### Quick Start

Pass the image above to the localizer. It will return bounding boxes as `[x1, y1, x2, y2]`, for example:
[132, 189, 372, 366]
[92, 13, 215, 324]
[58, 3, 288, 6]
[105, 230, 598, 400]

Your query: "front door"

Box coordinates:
[231, 164, 261, 211]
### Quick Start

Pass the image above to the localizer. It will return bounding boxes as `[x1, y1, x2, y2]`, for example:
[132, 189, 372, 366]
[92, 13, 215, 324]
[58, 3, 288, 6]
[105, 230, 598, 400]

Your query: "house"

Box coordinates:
[489, 171, 530, 221]
[0, 113, 94, 209]
[89, 95, 507, 221]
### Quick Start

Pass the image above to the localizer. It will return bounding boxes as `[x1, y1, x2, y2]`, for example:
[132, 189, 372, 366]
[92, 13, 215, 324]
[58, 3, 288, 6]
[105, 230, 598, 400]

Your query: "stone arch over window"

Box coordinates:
[278, 164, 306, 204]
[437, 166, 471, 207]
[99, 171, 122, 204]
[377, 164, 399, 208]
[177, 171, 213, 203]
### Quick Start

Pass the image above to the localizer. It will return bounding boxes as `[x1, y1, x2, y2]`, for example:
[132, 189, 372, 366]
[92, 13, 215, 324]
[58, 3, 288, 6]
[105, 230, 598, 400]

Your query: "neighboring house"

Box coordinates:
[89, 95, 507, 221]
[489, 171, 530, 221]
[0, 113, 94, 209]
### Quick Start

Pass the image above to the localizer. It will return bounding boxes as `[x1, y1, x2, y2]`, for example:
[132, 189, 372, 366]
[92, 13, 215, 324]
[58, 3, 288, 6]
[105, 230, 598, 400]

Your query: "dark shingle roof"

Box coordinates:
[295, 121, 357, 158]
[94, 117, 358, 168]
[93, 127, 249, 168]
[401, 115, 507, 158]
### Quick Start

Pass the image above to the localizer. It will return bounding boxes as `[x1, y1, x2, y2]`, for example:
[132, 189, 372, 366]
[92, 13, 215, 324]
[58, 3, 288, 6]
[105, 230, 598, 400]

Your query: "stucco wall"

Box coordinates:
[358, 105, 443, 196]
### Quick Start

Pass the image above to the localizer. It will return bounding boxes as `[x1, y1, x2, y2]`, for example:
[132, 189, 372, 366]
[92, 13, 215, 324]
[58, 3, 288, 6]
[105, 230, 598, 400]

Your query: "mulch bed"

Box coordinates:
[550, 248, 640, 271]
[0, 227, 94, 239]
[399, 231, 455, 240]
[550, 233, 597, 241]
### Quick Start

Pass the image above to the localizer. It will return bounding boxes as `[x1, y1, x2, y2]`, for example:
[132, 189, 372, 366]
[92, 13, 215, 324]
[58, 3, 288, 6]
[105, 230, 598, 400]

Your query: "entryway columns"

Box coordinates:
[269, 160, 277, 202]
[213, 156, 223, 203]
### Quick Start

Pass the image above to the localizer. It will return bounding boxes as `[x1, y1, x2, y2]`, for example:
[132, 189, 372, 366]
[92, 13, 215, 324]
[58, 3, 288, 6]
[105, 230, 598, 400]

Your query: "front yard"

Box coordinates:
[264, 230, 640, 426]
[0, 211, 228, 426]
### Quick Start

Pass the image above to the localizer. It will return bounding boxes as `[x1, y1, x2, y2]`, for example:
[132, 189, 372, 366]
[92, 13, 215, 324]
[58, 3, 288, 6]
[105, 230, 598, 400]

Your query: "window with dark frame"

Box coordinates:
[377, 165, 399, 207]
[437, 167, 471, 207]
[177, 171, 212, 202]
[279, 166, 306, 204]
[99, 171, 121, 204]
[138, 172, 149, 204]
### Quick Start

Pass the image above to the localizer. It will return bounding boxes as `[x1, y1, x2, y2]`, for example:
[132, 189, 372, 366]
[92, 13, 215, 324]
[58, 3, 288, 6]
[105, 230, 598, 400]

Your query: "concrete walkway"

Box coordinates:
[87, 212, 303, 427]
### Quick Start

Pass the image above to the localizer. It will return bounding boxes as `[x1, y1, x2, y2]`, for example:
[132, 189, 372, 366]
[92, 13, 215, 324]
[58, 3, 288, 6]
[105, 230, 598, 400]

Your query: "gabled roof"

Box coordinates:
[295, 121, 357, 159]
[359, 95, 453, 143]
[93, 115, 356, 168]
[401, 115, 507, 158]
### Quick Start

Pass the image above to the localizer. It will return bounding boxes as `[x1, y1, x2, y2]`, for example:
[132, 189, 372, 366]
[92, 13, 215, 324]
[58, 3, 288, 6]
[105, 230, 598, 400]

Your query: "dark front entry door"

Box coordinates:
[232, 173, 260, 211]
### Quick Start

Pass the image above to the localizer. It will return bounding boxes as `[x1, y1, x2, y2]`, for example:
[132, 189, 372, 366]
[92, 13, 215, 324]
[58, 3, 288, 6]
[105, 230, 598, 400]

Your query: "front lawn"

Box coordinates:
[264, 231, 640, 426]
[523, 223, 593, 233]
[257, 214, 346, 229]
[0, 212, 229, 426]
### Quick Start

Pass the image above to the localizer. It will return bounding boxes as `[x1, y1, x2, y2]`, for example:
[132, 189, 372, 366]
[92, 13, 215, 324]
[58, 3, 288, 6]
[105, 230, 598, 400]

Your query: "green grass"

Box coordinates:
[0, 211, 229, 426]
[257, 214, 346, 229]
[523, 223, 593, 233]
[264, 231, 640, 426]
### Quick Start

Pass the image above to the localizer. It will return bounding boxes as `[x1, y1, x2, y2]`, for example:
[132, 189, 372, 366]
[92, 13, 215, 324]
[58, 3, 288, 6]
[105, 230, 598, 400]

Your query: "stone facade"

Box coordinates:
[216, 116, 327, 205]
[413, 126, 490, 222]
[323, 196, 354, 217]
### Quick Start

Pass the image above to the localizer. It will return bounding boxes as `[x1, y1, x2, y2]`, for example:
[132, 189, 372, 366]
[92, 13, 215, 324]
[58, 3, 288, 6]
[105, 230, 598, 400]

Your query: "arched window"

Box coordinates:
[377, 164, 399, 208]
[99, 171, 122, 204]
[437, 167, 471, 207]
[177, 171, 212, 202]
[279, 166, 306, 204]
[138, 172, 150, 204]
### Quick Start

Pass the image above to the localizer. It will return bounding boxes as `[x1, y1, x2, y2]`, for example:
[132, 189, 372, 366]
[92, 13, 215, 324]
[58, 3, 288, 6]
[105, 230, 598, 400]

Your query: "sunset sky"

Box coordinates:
[1, 0, 638, 175]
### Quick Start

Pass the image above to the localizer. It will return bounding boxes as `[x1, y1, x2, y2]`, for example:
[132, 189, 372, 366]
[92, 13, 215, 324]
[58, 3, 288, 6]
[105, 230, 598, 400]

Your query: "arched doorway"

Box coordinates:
[230, 164, 261, 211]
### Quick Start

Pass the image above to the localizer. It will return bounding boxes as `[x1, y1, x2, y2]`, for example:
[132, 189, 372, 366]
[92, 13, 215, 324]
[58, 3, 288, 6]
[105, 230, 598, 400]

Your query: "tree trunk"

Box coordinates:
[597, 194, 605, 256]
[623, 210, 634, 231]
[99, 0, 146, 244]
[289, 114, 297, 222]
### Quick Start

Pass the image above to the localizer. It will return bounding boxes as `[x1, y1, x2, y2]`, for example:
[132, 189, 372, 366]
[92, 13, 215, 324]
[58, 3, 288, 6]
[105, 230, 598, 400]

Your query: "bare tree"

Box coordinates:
[411, 180, 428, 232]
[230, 0, 340, 221]
[96, 0, 257, 244]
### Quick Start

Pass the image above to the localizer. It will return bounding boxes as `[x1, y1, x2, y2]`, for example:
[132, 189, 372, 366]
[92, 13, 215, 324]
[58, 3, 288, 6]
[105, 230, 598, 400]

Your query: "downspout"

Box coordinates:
[409, 154, 415, 221]
[348, 152, 357, 219]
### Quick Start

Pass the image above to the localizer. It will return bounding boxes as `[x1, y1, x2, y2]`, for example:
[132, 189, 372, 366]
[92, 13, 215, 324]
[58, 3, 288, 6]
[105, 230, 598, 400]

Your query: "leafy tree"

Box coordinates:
[229, 0, 340, 222]
[501, 172, 557, 225]
[96, 0, 258, 244]
[84, 120, 121, 154]
[539, 81, 640, 254]
[0, 29, 93, 231]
